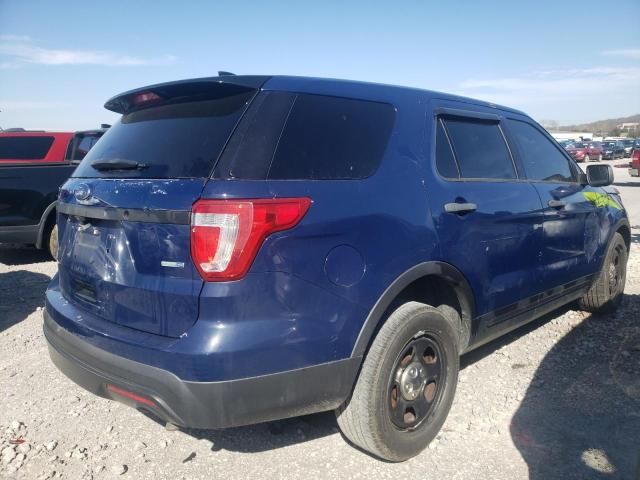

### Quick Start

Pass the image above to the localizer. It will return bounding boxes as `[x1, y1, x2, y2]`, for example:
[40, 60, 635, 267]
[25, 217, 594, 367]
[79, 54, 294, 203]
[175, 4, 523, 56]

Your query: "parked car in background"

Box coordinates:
[0, 131, 74, 164]
[566, 141, 603, 162]
[630, 149, 640, 177]
[620, 139, 635, 156]
[43, 74, 630, 462]
[558, 140, 575, 150]
[0, 128, 106, 257]
[601, 141, 625, 160]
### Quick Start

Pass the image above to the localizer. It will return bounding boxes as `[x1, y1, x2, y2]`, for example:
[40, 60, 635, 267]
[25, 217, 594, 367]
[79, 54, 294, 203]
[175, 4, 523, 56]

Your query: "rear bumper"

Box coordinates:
[44, 309, 360, 428]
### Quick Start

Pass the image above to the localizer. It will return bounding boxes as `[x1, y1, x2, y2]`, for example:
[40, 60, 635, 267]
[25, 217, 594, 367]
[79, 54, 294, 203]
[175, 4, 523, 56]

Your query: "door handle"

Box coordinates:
[444, 202, 477, 214]
[548, 200, 566, 209]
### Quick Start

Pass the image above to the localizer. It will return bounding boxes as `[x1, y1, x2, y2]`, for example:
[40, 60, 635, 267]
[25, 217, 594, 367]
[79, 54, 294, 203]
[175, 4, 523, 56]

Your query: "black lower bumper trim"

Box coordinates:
[44, 309, 361, 429]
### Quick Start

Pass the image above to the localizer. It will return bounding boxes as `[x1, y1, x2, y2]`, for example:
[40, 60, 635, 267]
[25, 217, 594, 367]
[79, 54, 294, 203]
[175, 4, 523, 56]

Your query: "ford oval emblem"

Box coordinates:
[74, 184, 91, 201]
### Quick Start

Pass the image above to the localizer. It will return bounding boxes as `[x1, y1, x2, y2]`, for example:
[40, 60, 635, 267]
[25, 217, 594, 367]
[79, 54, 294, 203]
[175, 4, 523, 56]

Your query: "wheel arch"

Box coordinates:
[351, 262, 476, 359]
[616, 221, 631, 252]
[36, 201, 57, 249]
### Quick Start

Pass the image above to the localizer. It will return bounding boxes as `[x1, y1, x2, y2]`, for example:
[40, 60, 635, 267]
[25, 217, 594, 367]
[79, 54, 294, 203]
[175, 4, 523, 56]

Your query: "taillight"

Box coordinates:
[191, 198, 312, 281]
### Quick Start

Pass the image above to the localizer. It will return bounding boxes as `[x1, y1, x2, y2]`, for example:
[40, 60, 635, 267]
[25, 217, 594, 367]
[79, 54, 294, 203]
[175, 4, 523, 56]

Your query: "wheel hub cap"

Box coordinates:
[399, 362, 427, 401]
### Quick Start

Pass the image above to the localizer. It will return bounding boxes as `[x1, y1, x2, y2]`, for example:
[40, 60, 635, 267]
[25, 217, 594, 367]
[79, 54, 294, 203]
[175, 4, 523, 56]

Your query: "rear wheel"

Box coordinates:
[597, 154, 602, 162]
[48, 224, 58, 260]
[579, 232, 627, 312]
[336, 302, 459, 461]
[584, 154, 590, 162]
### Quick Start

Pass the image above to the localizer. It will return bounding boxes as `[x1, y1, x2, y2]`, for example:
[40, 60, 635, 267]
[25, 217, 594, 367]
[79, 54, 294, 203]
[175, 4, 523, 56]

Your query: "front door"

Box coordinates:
[503, 118, 605, 289]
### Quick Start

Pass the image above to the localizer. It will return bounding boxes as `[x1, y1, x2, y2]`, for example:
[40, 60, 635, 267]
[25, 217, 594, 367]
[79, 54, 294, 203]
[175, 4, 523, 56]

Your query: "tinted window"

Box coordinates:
[443, 118, 515, 179]
[68, 135, 100, 161]
[73, 90, 255, 178]
[269, 94, 394, 179]
[0, 136, 54, 160]
[215, 92, 395, 180]
[506, 120, 575, 183]
[435, 119, 459, 178]
[214, 92, 296, 179]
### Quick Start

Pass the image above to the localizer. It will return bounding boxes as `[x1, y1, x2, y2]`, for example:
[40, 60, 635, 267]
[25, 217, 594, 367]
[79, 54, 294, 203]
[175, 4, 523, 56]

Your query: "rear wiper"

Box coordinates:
[91, 159, 148, 171]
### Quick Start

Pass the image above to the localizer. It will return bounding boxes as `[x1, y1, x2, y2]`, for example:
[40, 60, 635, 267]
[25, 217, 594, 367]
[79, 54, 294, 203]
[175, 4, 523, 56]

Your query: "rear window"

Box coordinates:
[215, 91, 395, 180]
[0, 136, 54, 160]
[442, 117, 516, 180]
[73, 89, 255, 178]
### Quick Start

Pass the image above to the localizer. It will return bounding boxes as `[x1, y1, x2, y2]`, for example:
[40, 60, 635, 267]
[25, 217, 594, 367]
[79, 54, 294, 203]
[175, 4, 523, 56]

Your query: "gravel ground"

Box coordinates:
[1, 164, 638, 480]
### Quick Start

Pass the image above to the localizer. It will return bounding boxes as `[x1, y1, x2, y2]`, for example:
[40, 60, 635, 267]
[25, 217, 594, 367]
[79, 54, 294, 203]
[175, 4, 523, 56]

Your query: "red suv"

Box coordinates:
[0, 131, 74, 164]
[566, 141, 603, 163]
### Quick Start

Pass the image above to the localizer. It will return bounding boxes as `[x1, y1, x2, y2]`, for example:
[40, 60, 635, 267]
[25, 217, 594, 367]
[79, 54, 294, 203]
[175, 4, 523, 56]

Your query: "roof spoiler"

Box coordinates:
[104, 75, 270, 114]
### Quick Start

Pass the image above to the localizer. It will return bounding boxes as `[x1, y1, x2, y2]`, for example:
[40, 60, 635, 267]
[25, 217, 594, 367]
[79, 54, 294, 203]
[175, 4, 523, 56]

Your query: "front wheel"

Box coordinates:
[597, 154, 603, 162]
[336, 302, 459, 461]
[584, 154, 590, 162]
[579, 232, 627, 312]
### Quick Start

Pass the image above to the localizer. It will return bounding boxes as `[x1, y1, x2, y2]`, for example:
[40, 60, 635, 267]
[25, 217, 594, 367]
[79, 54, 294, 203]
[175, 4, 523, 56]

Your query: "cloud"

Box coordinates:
[457, 67, 640, 104]
[601, 49, 640, 60]
[0, 35, 176, 67]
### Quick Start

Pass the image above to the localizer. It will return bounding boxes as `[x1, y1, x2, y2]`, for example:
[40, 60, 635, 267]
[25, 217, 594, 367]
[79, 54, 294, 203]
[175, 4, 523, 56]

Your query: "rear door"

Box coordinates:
[426, 102, 545, 325]
[56, 79, 263, 337]
[503, 118, 602, 288]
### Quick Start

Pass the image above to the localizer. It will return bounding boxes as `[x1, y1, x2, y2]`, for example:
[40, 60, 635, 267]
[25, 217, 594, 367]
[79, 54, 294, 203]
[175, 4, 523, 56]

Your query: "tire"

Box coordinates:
[597, 154, 602, 162]
[579, 232, 627, 313]
[48, 224, 59, 260]
[584, 154, 590, 162]
[336, 302, 459, 461]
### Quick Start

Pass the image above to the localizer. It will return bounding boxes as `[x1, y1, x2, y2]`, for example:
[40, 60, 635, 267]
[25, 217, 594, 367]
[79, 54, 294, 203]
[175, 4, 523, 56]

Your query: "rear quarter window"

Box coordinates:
[215, 92, 395, 180]
[0, 136, 55, 160]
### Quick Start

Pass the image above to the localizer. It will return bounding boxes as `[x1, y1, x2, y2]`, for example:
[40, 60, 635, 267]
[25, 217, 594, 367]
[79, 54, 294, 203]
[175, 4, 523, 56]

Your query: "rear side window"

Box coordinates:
[215, 92, 395, 180]
[73, 89, 255, 178]
[505, 119, 575, 182]
[435, 119, 459, 178]
[0, 136, 54, 160]
[442, 118, 516, 180]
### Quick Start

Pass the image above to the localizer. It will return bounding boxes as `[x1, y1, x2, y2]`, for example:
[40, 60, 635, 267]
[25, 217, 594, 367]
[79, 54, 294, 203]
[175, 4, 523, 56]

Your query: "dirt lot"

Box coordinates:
[1, 163, 638, 480]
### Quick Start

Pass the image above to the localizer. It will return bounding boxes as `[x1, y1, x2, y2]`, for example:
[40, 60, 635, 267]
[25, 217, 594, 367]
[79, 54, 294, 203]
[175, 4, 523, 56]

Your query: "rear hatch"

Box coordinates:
[56, 77, 266, 337]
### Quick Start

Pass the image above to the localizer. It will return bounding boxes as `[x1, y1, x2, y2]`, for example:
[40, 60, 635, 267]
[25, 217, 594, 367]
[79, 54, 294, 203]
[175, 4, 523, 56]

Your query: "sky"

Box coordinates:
[1, 0, 639, 131]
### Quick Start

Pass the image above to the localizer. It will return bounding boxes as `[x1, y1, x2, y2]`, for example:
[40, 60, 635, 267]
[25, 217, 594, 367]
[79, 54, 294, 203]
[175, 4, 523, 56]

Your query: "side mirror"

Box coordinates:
[586, 164, 614, 187]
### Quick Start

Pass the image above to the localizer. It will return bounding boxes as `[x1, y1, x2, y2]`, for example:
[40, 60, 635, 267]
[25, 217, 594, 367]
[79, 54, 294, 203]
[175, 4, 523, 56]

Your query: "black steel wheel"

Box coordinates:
[336, 302, 459, 461]
[387, 335, 446, 430]
[579, 232, 627, 312]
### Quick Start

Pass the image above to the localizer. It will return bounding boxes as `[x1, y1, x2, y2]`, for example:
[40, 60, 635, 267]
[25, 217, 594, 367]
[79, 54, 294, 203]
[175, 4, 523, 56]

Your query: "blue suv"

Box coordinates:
[44, 75, 630, 461]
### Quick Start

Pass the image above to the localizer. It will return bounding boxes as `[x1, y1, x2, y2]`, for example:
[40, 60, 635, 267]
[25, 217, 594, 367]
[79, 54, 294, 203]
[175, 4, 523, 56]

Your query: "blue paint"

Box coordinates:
[46, 75, 629, 383]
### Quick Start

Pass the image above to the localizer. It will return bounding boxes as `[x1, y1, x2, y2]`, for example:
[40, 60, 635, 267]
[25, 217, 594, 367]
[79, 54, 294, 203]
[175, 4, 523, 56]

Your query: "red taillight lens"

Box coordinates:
[191, 198, 312, 281]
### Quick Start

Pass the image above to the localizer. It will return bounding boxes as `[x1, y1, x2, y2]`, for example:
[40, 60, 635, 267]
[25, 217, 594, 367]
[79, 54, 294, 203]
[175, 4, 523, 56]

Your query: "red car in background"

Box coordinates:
[0, 131, 74, 163]
[566, 141, 603, 163]
[630, 149, 640, 177]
